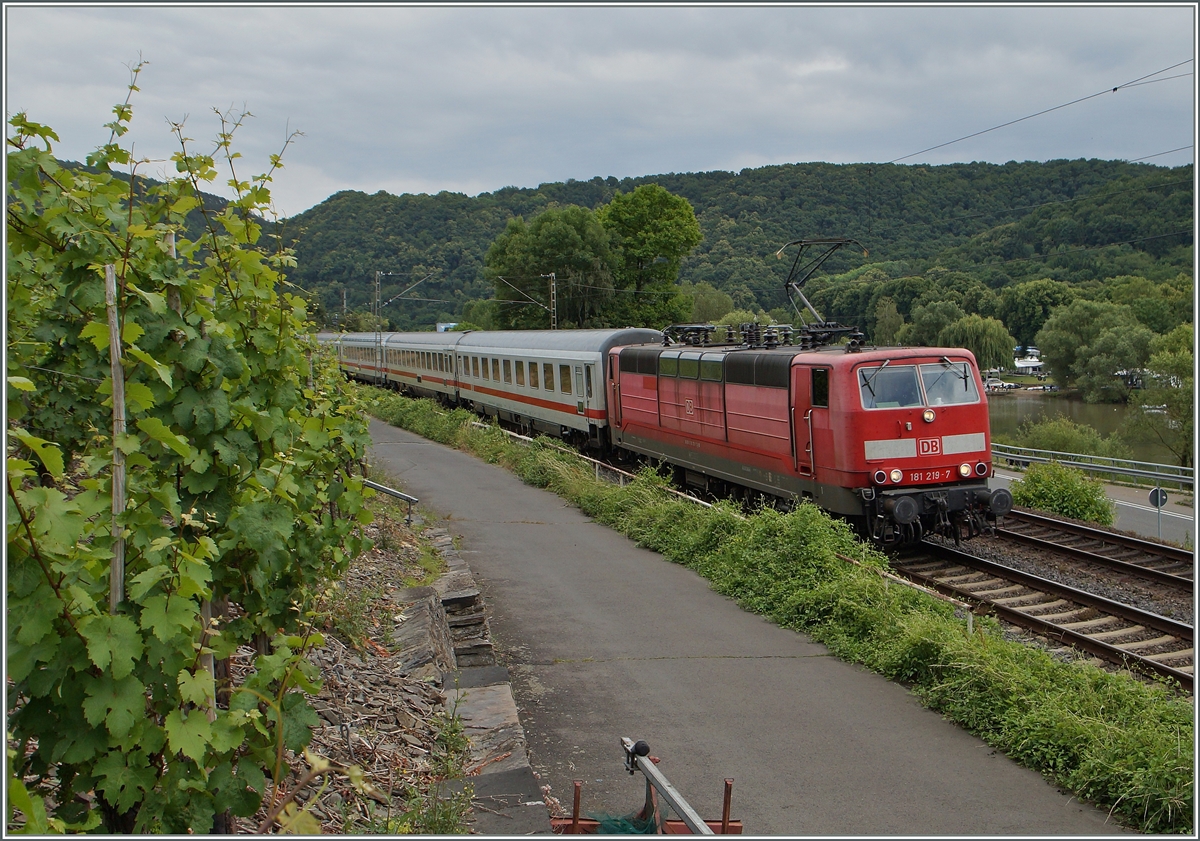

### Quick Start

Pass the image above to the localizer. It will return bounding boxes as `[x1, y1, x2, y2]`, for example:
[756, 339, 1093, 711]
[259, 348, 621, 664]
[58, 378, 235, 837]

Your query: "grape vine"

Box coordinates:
[6, 68, 372, 832]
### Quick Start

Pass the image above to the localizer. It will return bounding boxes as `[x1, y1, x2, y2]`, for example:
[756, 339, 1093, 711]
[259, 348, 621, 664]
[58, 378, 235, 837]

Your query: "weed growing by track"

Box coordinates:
[366, 390, 1193, 834]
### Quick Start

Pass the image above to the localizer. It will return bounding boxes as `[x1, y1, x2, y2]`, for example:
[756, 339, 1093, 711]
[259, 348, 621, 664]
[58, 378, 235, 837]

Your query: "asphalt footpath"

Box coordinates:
[368, 418, 1129, 836]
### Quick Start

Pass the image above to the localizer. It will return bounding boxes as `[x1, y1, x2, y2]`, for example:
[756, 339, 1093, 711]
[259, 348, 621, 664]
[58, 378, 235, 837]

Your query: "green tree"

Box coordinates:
[681, 280, 734, 323]
[896, 300, 966, 347]
[1035, 300, 1151, 398]
[999, 415, 1131, 460]
[1074, 323, 1155, 403]
[997, 279, 1076, 347]
[872, 297, 903, 345]
[937, 314, 1016, 370]
[484, 205, 616, 329]
[1102, 274, 1194, 334]
[597, 184, 702, 327]
[1121, 323, 1194, 466]
[597, 184, 702, 291]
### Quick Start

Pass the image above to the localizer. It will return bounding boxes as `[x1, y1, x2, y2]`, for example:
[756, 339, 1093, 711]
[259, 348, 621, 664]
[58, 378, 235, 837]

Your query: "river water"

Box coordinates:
[986, 390, 1178, 465]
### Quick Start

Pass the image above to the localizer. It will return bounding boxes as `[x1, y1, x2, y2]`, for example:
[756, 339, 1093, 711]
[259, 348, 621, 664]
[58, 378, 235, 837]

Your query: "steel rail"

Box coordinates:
[997, 515, 1193, 591]
[1003, 510, 1194, 565]
[895, 544, 1193, 690]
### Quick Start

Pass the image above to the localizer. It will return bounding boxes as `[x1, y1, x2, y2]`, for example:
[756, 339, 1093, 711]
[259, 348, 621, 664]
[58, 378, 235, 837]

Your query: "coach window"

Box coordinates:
[529, 360, 539, 388]
[544, 363, 555, 391]
[559, 364, 572, 394]
[480, 357, 489, 380]
[492, 358, 500, 381]
[503, 359, 512, 383]
[471, 357, 479, 378]
[515, 360, 525, 386]
[585, 365, 593, 399]
[812, 369, 829, 407]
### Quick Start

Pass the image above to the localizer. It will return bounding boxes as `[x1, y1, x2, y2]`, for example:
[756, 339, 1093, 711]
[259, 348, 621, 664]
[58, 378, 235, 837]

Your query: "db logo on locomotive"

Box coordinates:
[918, 437, 941, 456]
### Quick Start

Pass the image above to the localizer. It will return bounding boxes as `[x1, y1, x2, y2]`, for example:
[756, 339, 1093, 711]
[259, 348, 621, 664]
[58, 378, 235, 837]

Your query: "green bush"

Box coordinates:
[1001, 414, 1131, 460]
[1010, 462, 1116, 525]
[366, 393, 1192, 833]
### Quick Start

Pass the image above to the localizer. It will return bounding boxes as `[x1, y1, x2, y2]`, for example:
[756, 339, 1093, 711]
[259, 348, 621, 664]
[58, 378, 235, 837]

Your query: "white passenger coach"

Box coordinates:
[326, 329, 662, 446]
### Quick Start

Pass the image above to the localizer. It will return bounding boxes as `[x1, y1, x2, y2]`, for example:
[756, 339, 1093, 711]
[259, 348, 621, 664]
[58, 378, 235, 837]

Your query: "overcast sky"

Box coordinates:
[5, 4, 1196, 218]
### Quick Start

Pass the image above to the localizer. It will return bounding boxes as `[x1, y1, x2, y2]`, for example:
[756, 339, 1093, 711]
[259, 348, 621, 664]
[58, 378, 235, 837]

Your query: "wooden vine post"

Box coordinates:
[105, 264, 126, 613]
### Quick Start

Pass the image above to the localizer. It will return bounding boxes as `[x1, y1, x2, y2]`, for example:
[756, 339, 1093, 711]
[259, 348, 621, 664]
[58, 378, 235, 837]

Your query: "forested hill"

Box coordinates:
[281, 159, 1192, 331]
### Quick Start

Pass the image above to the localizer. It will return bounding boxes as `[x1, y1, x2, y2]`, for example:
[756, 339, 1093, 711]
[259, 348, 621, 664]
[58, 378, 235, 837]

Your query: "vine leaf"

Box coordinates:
[82, 674, 146, 737]
[136, 417, 192, 457]
[140, 594, 197, 643]
[78, 614, 143, 679]
[176, 668, 213, 707]
[9, 430, 63, 480]
[126, 347, 173, 387]
[165, 709, 212, 763]
[93, 749, 156, 814]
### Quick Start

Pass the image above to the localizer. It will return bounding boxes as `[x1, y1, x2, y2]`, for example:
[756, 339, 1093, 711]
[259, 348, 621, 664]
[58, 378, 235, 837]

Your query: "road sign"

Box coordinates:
[1149, 487, 1168, 540]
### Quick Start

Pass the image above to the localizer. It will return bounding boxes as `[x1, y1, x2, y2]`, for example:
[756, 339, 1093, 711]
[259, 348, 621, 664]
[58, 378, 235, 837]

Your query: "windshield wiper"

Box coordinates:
[939, 356, 972, 391]
[861, 359, 890, 396]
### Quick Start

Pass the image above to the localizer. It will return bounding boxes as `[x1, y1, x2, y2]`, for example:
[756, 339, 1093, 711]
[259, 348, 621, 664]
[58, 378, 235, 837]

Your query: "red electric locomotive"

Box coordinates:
[608, 339, 1011, 545]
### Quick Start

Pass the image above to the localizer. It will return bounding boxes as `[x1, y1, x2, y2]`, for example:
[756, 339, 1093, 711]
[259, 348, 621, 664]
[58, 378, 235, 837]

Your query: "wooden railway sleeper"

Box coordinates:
[1143, 648, 1193, 663]
[968, 584, 1028, 598]
[1058, 616, 1124, 631]
[1114, 634, 1180, 652]
[1011, 598, 1070, 613]
[1034, 608, 1092, 622]
[1089, 625, 1146, 641]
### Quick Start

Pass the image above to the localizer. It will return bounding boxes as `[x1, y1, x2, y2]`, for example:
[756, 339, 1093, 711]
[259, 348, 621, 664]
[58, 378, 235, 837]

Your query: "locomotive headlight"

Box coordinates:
[975, 462, 990, 476]
[922, 409, 936, 423]
[873, 470, 888, 484]
[889, 468, 903, 483]
[959, 462, 972, 477]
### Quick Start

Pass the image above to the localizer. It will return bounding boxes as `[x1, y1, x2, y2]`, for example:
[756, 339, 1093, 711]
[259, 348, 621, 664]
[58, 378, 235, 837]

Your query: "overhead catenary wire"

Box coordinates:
[886, 59, 1194, 165]
[945, 177, 1190, 223]
[994, 229, 1193, 265]
[1127, 145, 1194, 163]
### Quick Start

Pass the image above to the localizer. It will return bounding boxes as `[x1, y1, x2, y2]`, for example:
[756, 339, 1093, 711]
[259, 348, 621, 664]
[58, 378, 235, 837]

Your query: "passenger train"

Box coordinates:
[324, 325, 1012, 546]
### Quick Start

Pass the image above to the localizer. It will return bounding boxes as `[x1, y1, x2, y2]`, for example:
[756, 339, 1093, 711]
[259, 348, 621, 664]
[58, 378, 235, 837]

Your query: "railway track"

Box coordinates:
[891, 542, 1193, 692]
[997, 510, 1194, 591]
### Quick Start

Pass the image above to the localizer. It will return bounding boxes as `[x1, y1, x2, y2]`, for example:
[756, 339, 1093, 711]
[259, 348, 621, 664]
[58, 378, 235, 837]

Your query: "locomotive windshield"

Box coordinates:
[859, 362, 980, 409]
[920, 362, 980, 405]
[859, 365, 923, 408]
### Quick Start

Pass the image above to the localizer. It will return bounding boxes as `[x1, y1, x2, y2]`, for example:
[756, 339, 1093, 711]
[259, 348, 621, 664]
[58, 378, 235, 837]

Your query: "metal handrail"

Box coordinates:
[362, 478, 418, 524]
[990, 443, 1193, 488]
[622, 738, 714, 835]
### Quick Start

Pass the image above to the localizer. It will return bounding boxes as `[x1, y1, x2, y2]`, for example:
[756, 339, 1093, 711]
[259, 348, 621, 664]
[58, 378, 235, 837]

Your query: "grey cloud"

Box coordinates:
[5, 5, 1192, 216]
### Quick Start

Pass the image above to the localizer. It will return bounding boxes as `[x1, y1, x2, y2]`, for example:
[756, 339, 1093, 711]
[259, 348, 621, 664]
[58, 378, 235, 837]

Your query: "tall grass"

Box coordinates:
[366, 389, 1194, 834]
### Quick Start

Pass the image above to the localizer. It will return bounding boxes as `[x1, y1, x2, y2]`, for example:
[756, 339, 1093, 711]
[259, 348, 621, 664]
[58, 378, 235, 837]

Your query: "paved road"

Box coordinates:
[369, 418, 1125, 835]
[992, 469, 1195, 546]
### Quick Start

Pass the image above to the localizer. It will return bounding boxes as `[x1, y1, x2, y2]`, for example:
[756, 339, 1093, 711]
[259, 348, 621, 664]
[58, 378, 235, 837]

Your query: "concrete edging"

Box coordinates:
[392, 525, 552, 834]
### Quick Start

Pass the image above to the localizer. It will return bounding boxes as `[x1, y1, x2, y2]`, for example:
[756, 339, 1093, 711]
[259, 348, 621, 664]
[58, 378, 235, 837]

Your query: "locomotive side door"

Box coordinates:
[793, 366, 829, 476]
